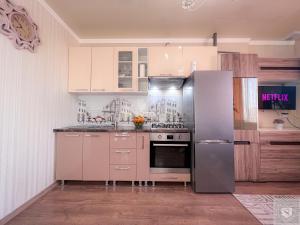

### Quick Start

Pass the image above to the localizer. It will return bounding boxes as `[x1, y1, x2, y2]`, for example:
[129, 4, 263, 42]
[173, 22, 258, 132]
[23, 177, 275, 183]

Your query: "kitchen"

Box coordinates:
[1, 0, 300, 225]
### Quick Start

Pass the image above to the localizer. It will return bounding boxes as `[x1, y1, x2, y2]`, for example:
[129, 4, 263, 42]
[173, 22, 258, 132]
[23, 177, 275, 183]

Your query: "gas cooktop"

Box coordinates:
[150, 123, 189, 132]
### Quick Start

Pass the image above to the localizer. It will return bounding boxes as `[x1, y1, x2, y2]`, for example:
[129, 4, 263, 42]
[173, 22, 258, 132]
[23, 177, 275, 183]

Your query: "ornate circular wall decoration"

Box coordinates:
[0, 0, 40, 52]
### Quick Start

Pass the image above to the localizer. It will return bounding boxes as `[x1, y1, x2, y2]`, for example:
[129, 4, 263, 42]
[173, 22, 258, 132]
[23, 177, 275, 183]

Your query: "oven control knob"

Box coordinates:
[158, 134, 162, 139]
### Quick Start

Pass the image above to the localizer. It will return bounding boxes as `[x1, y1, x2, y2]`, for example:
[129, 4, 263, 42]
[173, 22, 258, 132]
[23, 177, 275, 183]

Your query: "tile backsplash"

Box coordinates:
[76, 89, 183, 125]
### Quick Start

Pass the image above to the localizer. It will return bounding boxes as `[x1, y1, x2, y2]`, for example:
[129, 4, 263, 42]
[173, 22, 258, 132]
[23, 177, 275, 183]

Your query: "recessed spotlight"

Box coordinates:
[150, 86, 159, 90]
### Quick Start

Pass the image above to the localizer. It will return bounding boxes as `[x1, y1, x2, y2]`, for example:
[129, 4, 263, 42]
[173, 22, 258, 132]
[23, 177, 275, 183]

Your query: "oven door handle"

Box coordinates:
[153, 143, 189, 147]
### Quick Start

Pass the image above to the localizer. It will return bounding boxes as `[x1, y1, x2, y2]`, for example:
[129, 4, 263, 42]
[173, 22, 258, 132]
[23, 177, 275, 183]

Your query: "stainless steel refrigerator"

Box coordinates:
[183, 71, 234, 193]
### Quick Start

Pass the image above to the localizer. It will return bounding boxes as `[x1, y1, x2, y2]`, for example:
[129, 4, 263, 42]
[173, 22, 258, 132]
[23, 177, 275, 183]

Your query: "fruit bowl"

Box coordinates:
[132, 116, 145, 129]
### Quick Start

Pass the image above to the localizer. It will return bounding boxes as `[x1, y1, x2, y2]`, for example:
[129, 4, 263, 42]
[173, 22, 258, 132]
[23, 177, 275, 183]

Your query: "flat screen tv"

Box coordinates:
[258, 86, 296, 110]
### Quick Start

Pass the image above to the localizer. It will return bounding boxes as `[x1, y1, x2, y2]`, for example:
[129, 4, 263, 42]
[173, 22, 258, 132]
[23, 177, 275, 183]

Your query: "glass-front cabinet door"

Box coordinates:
[114, 47, 138, 91]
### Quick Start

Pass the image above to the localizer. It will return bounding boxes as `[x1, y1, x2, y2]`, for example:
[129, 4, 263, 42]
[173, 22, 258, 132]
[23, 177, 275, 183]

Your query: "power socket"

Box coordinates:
[281, 112, 289, 118]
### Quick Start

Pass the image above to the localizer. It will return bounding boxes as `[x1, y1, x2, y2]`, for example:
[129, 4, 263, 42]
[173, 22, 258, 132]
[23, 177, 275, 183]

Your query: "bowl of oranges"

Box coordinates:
[132, 115, 145, 129]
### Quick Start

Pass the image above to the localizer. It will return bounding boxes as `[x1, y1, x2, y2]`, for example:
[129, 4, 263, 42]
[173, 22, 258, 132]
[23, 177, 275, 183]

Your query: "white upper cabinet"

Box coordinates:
[68, 47, 92, 92]
[183, 46, 218, 76]
[148, 46, 184, 76]
[91, 47, 115, 92]
[68, 46, 218, 93]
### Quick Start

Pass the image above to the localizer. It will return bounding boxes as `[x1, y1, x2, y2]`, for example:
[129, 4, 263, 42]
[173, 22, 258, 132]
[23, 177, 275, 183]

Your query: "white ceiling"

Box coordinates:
[44, 0, 300, 40]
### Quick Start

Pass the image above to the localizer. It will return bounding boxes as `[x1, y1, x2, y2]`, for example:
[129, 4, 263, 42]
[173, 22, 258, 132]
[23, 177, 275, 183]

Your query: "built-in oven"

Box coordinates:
[150, 132, 191, 173]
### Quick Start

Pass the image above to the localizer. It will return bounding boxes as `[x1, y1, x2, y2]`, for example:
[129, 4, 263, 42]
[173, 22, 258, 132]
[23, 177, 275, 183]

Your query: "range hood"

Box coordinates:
[148, 75, 186, 90]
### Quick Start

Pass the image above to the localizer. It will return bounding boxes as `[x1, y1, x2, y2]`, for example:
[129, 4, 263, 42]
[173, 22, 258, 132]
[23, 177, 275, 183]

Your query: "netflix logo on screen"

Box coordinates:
[258, 86, 296, 110]
[262, 93, 289, 102]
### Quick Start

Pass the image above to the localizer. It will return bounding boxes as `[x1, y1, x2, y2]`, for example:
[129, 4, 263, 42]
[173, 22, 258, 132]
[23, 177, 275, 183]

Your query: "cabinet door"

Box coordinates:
[240, 54, 258, 77]
[68, 47, 92, 92]
[91, 47, 115, 92]
[234, 145, 250, 181]
[221, 53, 241, 77]
[110, 132, 137, 149]
[221, 53, 258, 77]
[148, 46, 184, 76]
[136, 133, 150, 181]
[83, 133, 110, 181]
[183, 46, 218, 76]
[56, 133, 83, 180]
[259, 144, 300, 181]
[234, 143, 259, 181]
[110, 148, 137, 165]
[110, 165, 137, 181]
[114, 47, 138, 91]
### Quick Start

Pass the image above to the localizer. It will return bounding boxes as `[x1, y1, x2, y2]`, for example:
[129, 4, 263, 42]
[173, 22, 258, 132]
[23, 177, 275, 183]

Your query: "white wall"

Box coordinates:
[0, 0, 77, 220]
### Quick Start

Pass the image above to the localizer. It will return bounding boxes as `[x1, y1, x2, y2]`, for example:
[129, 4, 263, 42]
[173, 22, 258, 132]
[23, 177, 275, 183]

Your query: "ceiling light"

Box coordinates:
[164, 53, 169, 60]
[169, 86, 177, 90]
[181, 0, 206, 11]
[150, 86, 159, 91]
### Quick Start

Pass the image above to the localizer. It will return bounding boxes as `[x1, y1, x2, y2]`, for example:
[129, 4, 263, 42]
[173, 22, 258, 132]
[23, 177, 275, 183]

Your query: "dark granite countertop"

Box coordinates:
[53, 125, 151, 133]
[53, 125, 191, 133]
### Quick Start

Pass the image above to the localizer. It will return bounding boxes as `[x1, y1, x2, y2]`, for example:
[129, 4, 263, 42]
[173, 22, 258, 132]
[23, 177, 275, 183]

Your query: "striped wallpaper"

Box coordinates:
[0, 0, 77, 220]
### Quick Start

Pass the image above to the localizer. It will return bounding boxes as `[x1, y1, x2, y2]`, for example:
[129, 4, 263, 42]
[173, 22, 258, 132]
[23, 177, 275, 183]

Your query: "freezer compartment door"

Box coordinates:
[193, 143, 234, 193]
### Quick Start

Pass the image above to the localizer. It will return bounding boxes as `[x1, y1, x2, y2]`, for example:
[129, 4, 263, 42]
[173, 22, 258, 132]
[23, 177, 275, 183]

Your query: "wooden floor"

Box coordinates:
[6, 182, 300, 225]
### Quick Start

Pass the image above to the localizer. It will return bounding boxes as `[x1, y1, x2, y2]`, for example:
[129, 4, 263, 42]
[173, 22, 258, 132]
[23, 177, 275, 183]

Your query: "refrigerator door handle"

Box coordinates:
[198, 140, 232, 144]
[153, 143, 189, 147]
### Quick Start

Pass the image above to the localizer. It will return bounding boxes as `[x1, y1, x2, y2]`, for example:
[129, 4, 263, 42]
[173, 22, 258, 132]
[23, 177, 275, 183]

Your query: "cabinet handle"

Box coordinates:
[115, 150, 131, 153]
[153, 143, 188, 147]
[72, 89, 89, 91]
[115, 133, 130, 137]
[163, 177, 179, 180]
[115, 166, 130, 170]
[92, 88, 106, 92]
[234, 141, 250, 145]
[65, 134, 80, 137]
[85, 134, 100, 137]
[142, 136, 144, 150]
